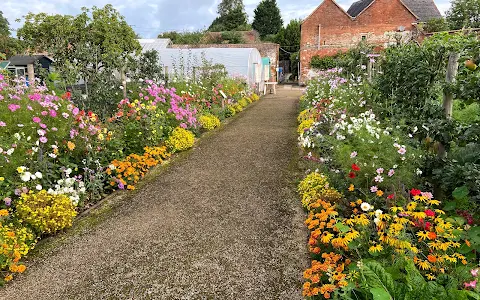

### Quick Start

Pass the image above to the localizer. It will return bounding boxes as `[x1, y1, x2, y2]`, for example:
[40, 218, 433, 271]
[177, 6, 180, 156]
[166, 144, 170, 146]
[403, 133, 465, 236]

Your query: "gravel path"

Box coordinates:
[2, 90, 308, 300]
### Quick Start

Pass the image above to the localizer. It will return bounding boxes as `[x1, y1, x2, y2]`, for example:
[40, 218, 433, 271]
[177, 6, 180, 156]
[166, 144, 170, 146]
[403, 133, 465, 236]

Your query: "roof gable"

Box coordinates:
[302, 0, 352, 24]
[400, 0, 442, 21]
[346, 0, 441, 21]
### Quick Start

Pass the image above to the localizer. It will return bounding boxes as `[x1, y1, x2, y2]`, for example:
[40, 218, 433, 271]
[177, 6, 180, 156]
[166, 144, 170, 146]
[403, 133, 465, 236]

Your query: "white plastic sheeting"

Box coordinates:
[155, 48, 264, 90]
[138, 39, 172, 51]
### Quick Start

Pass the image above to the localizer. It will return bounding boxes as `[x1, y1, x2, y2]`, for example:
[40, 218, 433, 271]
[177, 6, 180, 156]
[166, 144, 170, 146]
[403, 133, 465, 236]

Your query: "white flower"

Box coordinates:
[108, 164, 116, 170]
[374, 218, 380, 226]
[35, 172, 43, 179]
[31, 175, 37, 180]
[14, 133, 21, 140]
[49, 153, 57, 158]
[416, 169, 423, 175]
[20, 172, 32, 182]
[374, 175, 384, 183]
[360, 202, 372, 212]
[6, 148, 14, 155]
[375, 209, 383, 217]
[65, 168, 72, 175]
[36, 184, 43, 190]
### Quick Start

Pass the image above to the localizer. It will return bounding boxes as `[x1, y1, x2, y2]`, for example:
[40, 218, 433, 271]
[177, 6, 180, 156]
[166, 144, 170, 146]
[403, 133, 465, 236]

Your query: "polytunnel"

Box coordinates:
[155, 48, 265, 91]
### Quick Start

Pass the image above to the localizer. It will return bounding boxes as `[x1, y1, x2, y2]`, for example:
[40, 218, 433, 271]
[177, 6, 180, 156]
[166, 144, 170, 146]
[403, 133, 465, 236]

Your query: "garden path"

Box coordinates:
[2, 90, 308, 300]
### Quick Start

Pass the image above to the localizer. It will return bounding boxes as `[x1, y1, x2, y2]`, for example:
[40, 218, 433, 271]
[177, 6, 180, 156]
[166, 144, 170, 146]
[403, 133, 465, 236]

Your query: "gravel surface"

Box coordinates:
[2, 90, 308, 300]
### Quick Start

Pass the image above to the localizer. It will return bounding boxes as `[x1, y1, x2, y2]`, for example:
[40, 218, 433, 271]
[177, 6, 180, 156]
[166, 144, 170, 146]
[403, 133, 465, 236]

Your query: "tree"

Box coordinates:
[208, 0, 248, 32]
[275, 19, 301, 60]
[423, 17, 450, 33]
[252, 0, 283, 38]
[0, 11, 10, 36]
[0, 11, 24, 56]
[127, 50, 163, 82]
[18, 5, 141, 115]
[446, 0, 480, 29]
[217, 0, 245, 16]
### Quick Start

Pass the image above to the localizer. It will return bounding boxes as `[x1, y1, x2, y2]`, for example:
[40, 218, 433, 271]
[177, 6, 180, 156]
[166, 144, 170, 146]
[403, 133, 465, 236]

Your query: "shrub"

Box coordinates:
[199, 115, 221, 131]
[238, 98, 249, 108]
[165, 127, 195, 153]
[15, 191, 77, 235]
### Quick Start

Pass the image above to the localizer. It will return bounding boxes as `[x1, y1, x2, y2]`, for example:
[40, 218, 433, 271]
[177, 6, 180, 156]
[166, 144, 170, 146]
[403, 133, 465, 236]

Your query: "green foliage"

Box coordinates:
[216, 0, 245, 16]
[310, 55, 337, 70]
[424, 17, 450, 33]
[128, 49, 163, 82]
[158, 30, 205, 45]
[0, 11, 9, 36]
[18, 4, 141, 115]
[252, 0, 283, 38]
[447, 0, 480, 29]
[220, 31, 245, 44]
[208, 6, 248, 32]
[274, 19, 301, 61]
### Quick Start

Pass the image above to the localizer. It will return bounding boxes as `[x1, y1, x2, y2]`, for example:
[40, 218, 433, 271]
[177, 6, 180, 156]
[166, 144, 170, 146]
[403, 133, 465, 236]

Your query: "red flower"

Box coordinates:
[351, 164, 361, 171]
[348, 172, 356, 179]
[387, 194, 395, 200]
[425, 222, 432, 231]
[410, 188, 422, 196]
[425, 209, 435, 217]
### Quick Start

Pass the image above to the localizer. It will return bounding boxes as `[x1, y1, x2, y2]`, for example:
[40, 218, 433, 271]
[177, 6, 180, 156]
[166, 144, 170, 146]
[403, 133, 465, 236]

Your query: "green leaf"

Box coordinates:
[370, 287, 393, 300]
[453, 186, 469, 200]
[443, 201, 457, 211]
[466, 291, 480, 300]
[335, 223, 351, 233]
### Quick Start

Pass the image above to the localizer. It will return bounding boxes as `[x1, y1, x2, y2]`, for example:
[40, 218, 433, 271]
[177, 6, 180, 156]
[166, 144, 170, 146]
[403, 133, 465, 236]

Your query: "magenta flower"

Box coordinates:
[49, 109, 57, 117]
[471, 269, 479, 277]
[464, 280, 477, 289]
[33, 116, 41, 123]
[72, 107, 79, 116]
[40, 123, 47, 129]
[0, 121, 6, 127]
[39, 136, 48, 143]
[8, 104, 21, 112]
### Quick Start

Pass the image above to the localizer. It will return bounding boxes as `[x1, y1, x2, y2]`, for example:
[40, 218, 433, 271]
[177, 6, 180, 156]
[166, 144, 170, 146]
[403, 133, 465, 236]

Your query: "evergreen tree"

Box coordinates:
[447, 0, 480, 29]
[252, 0, 283, 38]
[208, 0, 248, 32]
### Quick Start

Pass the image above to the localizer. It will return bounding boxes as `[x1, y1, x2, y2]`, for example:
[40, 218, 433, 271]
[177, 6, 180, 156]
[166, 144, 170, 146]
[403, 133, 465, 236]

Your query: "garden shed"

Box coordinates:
[155, 48, 265, 91]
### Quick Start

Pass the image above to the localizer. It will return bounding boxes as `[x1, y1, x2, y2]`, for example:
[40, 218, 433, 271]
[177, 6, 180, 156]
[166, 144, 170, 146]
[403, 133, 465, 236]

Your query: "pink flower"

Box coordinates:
[370, 186, 378, 193]
[350, 151, 357, 158]
[464, 280, 477, 289]
[72, 107, 79, 116]
[8, 104, 21, 112]
[49, 110, 57, 117]
[52, 127, 58, 131]
[41, 111, 48, 116]
[32, 117, 41, 123]
[39, 136, 48, 143]
[62, 113, 69, 119]
[376, 168, 384, 174]
[27, 105, 33, 111]
[40, 123, 47, 129]
[471, 269, 479, 277]
[374, 175, 384, 183]
[0, 121, 6, 127]
[180, 123, 187, 129]
[398, 147, 406, 155]
[388, 169, 395, 177]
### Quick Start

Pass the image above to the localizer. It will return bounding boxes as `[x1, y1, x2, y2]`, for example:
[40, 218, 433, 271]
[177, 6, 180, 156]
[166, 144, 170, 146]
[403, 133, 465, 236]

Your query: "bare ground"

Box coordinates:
[1, 90, 308, 300]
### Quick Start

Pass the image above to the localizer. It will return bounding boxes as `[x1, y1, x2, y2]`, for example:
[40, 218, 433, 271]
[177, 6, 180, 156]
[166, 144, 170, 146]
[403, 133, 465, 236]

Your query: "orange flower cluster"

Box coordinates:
[303, 252, 350, 298]
[108, 146, 170, 190]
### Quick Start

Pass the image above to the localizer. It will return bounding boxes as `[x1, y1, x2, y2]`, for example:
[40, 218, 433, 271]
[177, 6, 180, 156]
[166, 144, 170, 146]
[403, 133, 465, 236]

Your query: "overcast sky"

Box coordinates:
[2, 0, 452, 38]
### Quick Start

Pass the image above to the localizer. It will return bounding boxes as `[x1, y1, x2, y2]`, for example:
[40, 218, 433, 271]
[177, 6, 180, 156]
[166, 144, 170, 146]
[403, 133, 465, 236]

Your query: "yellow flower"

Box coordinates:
[348, 184, 355, 192]
[67, 141, 76, 151]
[0, 209, 8, 217]
[369, 244, 383, 253]
[427, 199, 440, 206]
[426, 273, 436, 280]
[407, 201, 417, 211]
[16, 166, 26, 173]
[4, 275, 13, 282]
[0, 177, 4, 181]
[356, 199, 363, 205]
[376, 190, 384, 197]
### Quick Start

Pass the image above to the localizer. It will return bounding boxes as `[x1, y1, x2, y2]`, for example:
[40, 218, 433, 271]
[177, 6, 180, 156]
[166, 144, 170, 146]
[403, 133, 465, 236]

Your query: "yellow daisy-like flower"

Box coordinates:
[427, 199, 441, 206]
[0, 177, 4, 181]
[407, 201, 417, 211]
[376, 190, 384, 197]
[426, 273, 436, 280]
[369, 244, 383, 253]
[348, 184, 355, 192]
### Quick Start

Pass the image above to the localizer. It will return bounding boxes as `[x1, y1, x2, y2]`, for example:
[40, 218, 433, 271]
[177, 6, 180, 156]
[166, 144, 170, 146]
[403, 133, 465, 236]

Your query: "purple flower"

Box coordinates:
[118, 182, 125, 190]
[14, 189, 22, 196]
[4, 197, 11, 206]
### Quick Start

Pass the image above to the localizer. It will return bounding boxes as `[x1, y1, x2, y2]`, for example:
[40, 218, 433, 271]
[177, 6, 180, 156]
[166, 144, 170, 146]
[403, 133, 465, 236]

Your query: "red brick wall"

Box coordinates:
[300, 0, 417, 83]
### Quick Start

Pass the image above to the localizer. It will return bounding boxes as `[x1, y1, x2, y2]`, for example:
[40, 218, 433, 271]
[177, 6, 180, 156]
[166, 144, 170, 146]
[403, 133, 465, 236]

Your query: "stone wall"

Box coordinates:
[171, 43, 280, 81]
[300, 0, 417, 83]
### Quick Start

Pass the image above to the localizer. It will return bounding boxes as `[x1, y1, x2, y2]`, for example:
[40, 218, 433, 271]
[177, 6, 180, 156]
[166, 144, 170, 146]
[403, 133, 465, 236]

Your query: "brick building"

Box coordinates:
[299, 0, 442, 83]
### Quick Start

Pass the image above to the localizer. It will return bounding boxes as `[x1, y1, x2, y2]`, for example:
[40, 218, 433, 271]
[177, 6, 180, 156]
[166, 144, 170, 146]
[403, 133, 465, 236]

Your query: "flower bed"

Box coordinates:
[0, 73, 260, 283]
[298, 69, 480, 299]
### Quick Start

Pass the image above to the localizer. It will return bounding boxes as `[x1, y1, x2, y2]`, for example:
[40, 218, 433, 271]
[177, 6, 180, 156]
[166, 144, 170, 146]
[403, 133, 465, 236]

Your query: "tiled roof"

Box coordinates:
[346, 0, 442, 21]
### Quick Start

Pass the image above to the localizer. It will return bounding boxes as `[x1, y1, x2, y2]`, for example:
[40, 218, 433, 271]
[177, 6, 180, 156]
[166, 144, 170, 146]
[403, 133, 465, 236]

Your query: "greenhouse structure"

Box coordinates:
[155, 48, 266, 91]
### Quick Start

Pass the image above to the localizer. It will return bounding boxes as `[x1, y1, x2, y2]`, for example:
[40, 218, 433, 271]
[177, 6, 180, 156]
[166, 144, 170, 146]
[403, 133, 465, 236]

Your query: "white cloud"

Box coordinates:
[2, 0, 452, 38]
